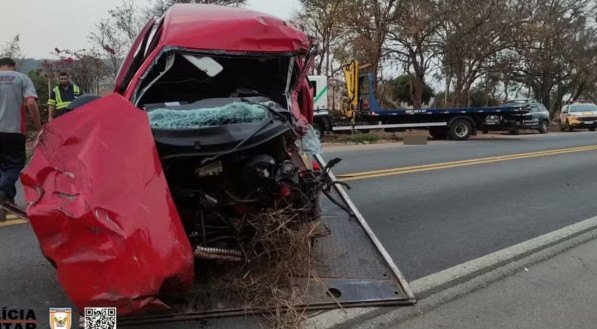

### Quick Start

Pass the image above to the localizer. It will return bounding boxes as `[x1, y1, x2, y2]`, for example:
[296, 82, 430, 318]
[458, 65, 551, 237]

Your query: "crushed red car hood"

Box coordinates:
[21, 94, 194, 316]
[160, 4, 310, 53]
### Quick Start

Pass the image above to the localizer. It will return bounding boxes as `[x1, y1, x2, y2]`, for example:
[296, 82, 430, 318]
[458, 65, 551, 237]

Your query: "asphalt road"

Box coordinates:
[324, 131, 597, 280]
[2, 131, 597, 326]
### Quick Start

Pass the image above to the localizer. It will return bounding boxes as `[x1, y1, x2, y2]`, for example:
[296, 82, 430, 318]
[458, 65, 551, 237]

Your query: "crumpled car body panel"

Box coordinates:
[21, 94, 194, 316]
[160, 4, 310, 53]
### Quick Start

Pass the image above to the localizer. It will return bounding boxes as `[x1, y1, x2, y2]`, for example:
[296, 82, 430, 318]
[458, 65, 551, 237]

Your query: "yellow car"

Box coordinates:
[559, 102, 597, 132]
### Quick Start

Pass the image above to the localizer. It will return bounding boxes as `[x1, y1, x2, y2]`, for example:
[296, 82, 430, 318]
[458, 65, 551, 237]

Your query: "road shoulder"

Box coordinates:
[307, 215, 597, 328]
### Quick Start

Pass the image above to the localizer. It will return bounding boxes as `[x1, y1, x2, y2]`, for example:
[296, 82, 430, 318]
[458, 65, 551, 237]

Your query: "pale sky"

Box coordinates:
[0, 0, 300, 59]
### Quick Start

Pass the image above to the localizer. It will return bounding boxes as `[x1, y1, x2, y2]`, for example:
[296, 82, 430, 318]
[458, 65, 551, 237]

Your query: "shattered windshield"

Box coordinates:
[146, 98, 272, 129]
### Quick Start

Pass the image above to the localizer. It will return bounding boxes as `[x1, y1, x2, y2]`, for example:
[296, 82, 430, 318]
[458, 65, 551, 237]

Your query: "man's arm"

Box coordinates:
[26, 97, 41, 130]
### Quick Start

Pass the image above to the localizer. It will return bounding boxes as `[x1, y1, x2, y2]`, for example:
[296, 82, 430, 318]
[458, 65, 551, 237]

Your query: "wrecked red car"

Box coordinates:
[22, 4, 321, 316]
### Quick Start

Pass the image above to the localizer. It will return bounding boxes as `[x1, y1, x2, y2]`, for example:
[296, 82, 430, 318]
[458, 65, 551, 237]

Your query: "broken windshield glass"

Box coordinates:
[147, 101, 270, 129]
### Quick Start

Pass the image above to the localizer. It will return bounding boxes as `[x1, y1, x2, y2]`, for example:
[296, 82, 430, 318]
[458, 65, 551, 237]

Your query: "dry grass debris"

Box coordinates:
[229, 206, 329, 329]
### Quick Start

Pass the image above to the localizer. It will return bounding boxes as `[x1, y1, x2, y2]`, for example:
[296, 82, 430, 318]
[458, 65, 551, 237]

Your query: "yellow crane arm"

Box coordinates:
[342, 60, 360, 119]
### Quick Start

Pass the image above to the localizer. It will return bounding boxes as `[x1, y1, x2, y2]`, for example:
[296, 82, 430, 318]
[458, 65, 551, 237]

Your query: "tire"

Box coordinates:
[429, 127, 448, 140]
[482, 128, 489, 134]
[590, 126, 595, 132]
[448, 119, 472, 140]
[566, 120, 573, 132]
[538, 121, 548, 134]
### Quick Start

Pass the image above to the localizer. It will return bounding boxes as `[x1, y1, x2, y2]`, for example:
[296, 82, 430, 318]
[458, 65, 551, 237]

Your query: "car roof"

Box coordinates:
[159, 4, 310, 53]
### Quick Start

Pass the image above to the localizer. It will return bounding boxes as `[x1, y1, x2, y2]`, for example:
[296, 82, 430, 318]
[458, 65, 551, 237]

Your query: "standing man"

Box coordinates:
[47, 72, 81, 121]
[0, 57, 41, 221]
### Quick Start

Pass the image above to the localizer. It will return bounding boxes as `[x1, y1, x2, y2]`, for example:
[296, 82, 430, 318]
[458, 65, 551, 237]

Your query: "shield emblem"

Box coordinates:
[49, 308, 71, 329]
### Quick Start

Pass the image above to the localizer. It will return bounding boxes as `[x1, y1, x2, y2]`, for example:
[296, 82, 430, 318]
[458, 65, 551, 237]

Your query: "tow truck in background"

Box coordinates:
[310, 61, 547, 140]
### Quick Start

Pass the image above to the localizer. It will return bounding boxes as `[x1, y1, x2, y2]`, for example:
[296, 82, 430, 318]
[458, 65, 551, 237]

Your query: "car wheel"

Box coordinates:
[538, 121, 548, 134]
[590, 126, 595, 132]
[509, 128, 520, 135]
[448, 119, 472, 140]
[566, 120, 573, 132]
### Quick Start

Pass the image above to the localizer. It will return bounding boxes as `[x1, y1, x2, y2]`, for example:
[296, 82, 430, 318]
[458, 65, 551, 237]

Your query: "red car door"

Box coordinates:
[21, 93, 194, 315]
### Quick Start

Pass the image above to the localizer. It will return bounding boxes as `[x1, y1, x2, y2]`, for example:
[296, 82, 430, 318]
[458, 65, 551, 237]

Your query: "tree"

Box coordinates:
[295, 0, 348, 78]
[69, 51, 111, 94]
[42, 48, 110, 94]
[469, 79, 501, 107]
[89, 20, 127, 79]
[108, 0, 147, 45]
[510, 0, 594, 113]
[390, 74, 434, 106]
[387, 0, 443, 108]
[1, 35, 24, 71]
[342, 0, 399, 85]
[438, 0, 525, 106]
[88, 0, 147, 86]
[27, 70, 49, 105]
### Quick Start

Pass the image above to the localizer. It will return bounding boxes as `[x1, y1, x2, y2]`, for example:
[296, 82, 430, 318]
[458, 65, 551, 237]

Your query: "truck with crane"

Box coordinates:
[311, 61, 545, 140]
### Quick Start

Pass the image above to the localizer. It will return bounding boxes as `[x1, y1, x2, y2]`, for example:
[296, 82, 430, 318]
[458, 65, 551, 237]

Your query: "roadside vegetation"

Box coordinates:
[296, 0, 597, 116]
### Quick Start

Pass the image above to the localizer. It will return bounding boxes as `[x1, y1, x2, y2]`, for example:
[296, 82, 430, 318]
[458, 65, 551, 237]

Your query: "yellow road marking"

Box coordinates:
[337, 145, 597, 181]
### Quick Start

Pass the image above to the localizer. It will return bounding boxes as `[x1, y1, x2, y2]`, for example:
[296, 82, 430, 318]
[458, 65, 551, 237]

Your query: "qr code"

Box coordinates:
[84, 307, 117, 329]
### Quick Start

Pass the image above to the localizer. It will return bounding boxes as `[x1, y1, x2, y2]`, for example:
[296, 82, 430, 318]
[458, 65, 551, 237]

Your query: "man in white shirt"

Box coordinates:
[0, 57, 41, 221]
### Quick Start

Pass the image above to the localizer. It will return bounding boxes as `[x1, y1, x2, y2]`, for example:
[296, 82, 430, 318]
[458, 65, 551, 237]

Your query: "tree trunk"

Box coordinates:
[540, 90, 551, 114]
[453, 77, 467, 107]
[503, 78, 509, 103]
[412, 74, 424, 109]
[571, 81, 586, 101]
[444, 72, 451, 107]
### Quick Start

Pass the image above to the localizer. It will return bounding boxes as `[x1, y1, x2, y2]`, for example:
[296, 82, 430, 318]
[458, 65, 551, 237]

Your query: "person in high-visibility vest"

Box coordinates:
[47, 72, 81, 121]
